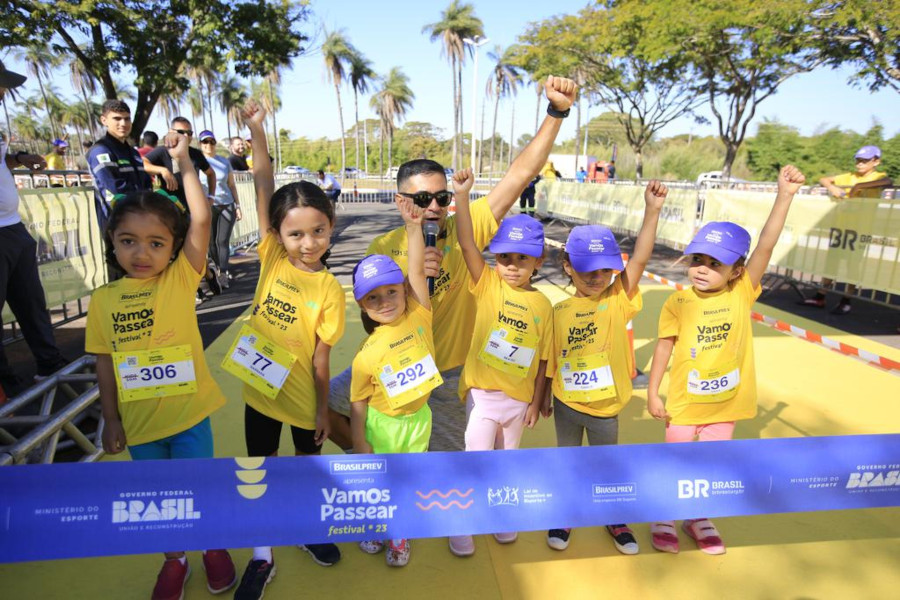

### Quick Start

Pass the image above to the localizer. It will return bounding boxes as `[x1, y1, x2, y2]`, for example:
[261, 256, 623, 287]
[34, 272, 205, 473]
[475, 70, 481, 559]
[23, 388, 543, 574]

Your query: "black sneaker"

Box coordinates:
[547, 528, 571, 551]
[298, 543, 341, 566]
[606, 524, 639, 555]
[234, 559, 275, 600]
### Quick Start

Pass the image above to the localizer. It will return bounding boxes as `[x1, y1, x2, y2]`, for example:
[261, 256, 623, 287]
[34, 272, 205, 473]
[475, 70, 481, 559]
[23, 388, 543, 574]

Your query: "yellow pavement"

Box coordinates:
[2, 284, 898, 599]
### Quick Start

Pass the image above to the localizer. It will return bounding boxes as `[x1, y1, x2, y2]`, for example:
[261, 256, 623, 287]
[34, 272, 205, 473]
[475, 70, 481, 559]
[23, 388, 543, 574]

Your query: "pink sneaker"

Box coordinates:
[386, 539, 410, 567]
[202, 549, 237, 594]
[151, 558, 190, 600]
[449, 535, 475, 557]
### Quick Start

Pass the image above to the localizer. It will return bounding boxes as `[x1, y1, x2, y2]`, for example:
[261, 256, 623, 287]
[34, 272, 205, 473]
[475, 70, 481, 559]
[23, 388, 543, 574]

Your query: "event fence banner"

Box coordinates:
[1, 434, 897, 563]
[704, 190, 900, 296]
[2, 187, 107, 323]
[535, 181, 697, 248]
[231, 179, 261, 250]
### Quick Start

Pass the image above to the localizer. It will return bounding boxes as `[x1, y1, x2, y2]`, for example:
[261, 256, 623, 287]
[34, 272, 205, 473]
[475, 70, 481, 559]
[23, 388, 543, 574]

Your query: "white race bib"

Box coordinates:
[113, 344, 197, 402]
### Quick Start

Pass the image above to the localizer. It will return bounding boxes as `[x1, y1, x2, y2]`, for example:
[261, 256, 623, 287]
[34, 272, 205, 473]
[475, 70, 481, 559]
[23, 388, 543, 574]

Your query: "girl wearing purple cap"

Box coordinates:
[449, 169, 554, 557]
[349, 198, 438, 568]
[544, 180, 668, 554]
[224, 101, 346, 597]
[647, 165, 806, 555]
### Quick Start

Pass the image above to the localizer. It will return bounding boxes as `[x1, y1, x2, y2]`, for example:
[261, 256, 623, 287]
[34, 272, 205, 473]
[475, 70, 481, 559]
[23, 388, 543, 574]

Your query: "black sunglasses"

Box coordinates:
[174, 128, 193, 136]
[397, 190, 453, 208]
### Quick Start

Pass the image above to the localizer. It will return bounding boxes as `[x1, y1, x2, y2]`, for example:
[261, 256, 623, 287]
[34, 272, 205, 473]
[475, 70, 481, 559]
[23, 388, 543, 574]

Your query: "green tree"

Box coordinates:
[423, 1, 484, 170]
[15, 44, 62, 140]
[485, 46, 523, 174]
[349, 50, 377, 175]
[322, 30, 356, 178]
[745, 119, 805, 180]
[69, 53, 99, 140]
[218, 74, 248, 141]
[8, 0, 309, 144]
[370, 68, 415, 176]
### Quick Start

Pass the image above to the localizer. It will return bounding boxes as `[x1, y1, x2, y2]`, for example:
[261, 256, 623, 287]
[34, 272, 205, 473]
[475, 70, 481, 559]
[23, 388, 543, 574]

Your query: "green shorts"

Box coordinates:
[365, 403, 432, 454]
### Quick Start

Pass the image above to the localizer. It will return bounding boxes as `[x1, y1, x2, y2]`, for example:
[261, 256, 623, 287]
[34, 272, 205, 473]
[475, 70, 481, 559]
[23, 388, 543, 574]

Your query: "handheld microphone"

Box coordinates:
[424, 221, 440, 296]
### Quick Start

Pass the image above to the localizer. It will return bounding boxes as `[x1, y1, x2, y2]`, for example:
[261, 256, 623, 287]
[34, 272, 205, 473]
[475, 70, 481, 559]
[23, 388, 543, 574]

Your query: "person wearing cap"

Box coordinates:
[646, 165, 806, 556]
[447, 168, 554, 557]
[44, 139, 68, 186]
[0, 60, 69, 396]
[802, 145, 893, 314]
[349, 198, 438, 568]
[326, 76, 578, 454]
[198, 129, 241, 285]
[143, 116, 215, 210]
[544, 181, 668, 556]
[86, 99, 152, 232]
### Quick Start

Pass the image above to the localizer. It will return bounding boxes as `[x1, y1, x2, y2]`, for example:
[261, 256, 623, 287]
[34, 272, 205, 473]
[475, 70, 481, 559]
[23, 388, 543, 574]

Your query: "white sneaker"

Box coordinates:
[358, 540, 383, 554]
[386, 539, 410, 567]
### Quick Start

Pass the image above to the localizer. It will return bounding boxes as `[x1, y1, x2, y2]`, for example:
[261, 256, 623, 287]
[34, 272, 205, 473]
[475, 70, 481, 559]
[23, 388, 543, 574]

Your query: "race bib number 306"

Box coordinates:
[221, 325, 297, 400]
[113, 345, 197, 402]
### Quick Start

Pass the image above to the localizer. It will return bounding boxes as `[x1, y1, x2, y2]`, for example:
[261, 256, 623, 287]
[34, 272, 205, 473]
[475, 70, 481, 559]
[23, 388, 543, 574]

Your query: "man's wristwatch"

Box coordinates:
[547, 104, 570, 119]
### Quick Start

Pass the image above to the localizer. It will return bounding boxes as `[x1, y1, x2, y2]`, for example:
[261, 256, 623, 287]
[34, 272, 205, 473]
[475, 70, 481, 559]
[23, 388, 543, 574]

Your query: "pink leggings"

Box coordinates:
[464, 389, 528, 451]
[665, 421, 735, 443]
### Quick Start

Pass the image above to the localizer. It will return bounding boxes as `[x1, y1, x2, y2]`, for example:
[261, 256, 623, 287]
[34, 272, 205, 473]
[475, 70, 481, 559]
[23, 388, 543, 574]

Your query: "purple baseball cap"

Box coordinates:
[855, 145, 881, 160]
[685, 222, 751, 265]
[198, 130, 216, 142]
[565, 225, 624, 271]
[488, 214, 545, 257]
[352, 254, 404, 300]
[52, 139, 68, 148]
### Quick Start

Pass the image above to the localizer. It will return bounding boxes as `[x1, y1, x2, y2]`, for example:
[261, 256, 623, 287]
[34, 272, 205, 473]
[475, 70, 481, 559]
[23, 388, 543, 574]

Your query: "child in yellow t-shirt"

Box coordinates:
[647, 165, 806, 556]
[226, 102, 346, 596]
[85, 131, 236, 598]
[544, 181, 668, 554]
[450, 168, 553, 557]
[349, 197, 438, 568]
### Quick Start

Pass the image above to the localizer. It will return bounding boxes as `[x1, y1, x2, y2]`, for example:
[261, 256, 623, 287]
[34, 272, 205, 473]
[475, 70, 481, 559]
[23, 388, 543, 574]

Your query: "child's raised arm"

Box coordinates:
[397, 197, 431, 310]
[746, 165, 805, 289]
[241, 100, 274, 237]
[452, 168, 484, 282]
[622, 180, 666, 298]
[166, 131, 210, 275]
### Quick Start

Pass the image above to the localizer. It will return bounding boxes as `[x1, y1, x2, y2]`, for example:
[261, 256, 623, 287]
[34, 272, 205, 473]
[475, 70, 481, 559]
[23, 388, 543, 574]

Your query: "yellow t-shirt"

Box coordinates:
[350, 296, 437, 417]
[85, 253, 225, 445]
[44, 152, 65, 171]
[833, 170, 889, 198]
[367, 197, 499, 372]
[460, 267, 553, 403]
[243, 233, 346, 429]
[657, 271, 761, 425]
[548, 278, 642, 417]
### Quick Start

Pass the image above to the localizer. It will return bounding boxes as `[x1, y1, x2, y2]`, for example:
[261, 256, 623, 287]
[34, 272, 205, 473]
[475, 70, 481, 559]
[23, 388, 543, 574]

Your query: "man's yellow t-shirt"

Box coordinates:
[243, 234, 346, 429]
[548, 278, 642, 418]
[833, 170, 889, 198]
[85, 253, 225, 445]
[460, 267, 553, 404]
[657, 271, 761, 426]
[367, 197, 499, 372]
[44, 152, 65, 171]
[350, 296, 437, 417]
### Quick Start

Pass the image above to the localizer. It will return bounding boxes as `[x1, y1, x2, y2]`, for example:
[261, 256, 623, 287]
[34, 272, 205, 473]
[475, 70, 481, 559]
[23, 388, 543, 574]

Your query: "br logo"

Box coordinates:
[829, 227, 858, 251]
[235, 457, 268, 500]
[677, 479, 710, 499]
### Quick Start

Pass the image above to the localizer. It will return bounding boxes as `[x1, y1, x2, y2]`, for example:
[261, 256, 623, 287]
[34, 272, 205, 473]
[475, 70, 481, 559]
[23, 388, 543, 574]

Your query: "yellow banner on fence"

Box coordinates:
[535, 181, 697, 248]
[704, 190, 900, 295]
[2, 187, 107, 323]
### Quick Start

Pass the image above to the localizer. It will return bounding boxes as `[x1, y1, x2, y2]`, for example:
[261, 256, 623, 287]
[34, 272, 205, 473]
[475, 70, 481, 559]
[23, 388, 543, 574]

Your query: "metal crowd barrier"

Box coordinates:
[0, 356, 101, 466]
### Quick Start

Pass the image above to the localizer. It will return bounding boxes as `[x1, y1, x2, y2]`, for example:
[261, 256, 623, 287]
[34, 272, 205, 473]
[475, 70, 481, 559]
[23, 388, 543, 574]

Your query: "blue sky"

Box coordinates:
[3, 0, 898, 148]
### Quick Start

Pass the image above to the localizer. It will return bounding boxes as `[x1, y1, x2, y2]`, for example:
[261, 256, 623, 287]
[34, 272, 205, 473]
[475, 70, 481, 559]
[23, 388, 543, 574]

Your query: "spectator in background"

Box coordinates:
[317, 169, 342, 204]
[44, 139, 68, 186]
[541, 161, 558, 181]
[802, 145, 892, 314]
[87, 99, 152, 232]
[143, 117, 216, 209]
[520, 174, 540, 216]
[576, 167, 587, 183]
[0, 61, 69, 396]
[228, 136, 249, 171]
[199, 130, 241, 285]
[607, 160, 616, 182]
[74, 140, 92, 171]
[137, 130, 158, 158]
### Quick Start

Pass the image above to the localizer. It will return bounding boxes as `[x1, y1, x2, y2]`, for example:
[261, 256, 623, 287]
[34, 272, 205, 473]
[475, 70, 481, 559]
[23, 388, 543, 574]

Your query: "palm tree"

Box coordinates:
[349, 50, 376, 175]
[251, 78, 281, 151]
[485, 46, 522, 174]
[69, 54, 99, 140]
[370, 68, 415, 177]
[423, 1, 484, 170]
[187, 87, 203, 129]
[322, 30, 356, 180]
[218, 74, 248, 141]
[16, 45, 62, 140]
[265, 68, 282, 171]
[157, 88, 185, 129]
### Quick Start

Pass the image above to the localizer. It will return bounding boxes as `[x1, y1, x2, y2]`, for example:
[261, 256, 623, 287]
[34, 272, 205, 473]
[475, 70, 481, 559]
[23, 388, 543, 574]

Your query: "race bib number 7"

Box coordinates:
[478, 325, 538, 378]
[113, 344, 197, 402]
[221, 324, 297, 400]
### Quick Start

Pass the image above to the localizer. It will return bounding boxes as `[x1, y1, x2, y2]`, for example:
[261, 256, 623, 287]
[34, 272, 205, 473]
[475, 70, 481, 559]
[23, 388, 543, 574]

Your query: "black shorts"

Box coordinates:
[244, 404, 322, 456]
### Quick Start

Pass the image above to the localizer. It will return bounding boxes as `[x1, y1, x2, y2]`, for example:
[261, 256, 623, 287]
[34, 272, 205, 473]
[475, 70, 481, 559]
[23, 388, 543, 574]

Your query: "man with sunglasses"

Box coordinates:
[328, 75, 578, 452]
[143, 116, 216, 209]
